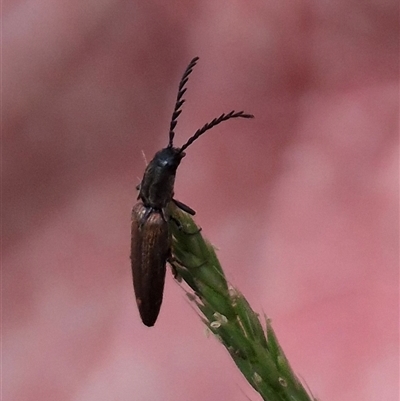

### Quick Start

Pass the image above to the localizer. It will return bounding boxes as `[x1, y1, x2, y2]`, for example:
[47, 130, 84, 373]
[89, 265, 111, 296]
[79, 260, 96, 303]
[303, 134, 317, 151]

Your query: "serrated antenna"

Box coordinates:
[179, 111, 254, 153]
[168, 57, 200, 148]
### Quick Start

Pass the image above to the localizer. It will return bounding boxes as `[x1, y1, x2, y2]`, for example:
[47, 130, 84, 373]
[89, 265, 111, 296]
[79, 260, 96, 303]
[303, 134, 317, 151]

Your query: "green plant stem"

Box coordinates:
[168, 204, 318, 401]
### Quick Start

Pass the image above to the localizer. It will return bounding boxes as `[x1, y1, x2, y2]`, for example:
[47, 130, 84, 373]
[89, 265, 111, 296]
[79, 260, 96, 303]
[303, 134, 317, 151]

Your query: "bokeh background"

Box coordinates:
[4, 1, 399, 400]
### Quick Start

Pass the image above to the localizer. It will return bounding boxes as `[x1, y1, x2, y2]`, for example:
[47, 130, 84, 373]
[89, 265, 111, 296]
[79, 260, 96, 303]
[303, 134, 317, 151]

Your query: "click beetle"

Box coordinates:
[131, 57, 253, 326]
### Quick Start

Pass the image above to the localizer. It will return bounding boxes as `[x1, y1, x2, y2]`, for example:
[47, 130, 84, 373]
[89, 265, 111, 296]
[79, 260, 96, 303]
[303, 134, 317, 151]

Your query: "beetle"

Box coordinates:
[131, 56, 253, 326]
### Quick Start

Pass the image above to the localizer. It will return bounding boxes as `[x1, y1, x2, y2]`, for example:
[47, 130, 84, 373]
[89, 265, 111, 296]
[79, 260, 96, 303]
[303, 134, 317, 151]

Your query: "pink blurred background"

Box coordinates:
[3, 1, 399, 400]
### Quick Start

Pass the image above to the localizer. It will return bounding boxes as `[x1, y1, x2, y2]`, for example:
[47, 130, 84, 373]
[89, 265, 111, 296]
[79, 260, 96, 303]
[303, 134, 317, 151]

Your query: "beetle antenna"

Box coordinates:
[168, 57, 200, 148]
[179, 111, 254, 153]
